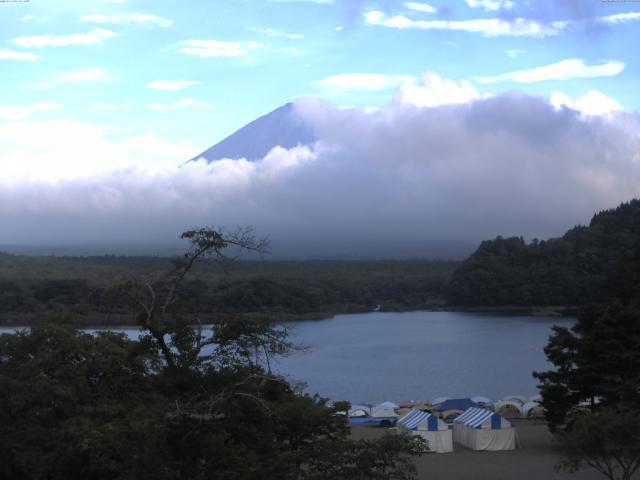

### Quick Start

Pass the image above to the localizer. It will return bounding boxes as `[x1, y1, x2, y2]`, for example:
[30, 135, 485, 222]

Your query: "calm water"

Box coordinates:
[0, 311, 571, 404]
[275, 311, 571, 404]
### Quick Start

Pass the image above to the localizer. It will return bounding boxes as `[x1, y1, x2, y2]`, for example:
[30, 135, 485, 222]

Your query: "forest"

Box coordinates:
[448, 199, 640, 308]
[0, 254, 456, 326]
[2, 200, 640, 326]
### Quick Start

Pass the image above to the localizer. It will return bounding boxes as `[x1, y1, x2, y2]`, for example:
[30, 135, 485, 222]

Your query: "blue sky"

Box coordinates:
[1, 0, 639, 162]
[1, 0, 640, 252]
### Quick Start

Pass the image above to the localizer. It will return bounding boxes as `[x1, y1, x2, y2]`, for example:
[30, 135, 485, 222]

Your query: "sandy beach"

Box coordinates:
[350, 421, 611, 480]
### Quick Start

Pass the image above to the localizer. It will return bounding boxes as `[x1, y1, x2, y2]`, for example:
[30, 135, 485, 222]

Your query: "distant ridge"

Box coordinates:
[189, 102, 316, 163]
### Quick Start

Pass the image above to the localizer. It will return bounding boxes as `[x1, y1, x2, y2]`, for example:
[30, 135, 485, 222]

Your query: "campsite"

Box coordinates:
[351, 422, 604, 480]
[346, 396, 605, 479]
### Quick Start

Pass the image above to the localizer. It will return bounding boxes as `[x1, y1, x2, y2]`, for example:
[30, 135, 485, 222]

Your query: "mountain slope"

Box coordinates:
[189, 102, 316, 163]
[447, 199, 640, 307]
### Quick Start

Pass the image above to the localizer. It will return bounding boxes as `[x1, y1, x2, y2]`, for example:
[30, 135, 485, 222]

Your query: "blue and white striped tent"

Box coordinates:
[455, 407, 511, 429]
[397, 409, 453, 453]
[453, 407, 516, 451]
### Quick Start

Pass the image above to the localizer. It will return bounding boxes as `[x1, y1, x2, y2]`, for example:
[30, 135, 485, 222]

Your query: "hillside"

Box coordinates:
[448, 199, 640, 307]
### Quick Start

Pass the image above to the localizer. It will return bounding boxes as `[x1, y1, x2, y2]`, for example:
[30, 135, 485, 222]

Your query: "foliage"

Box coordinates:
[0, 255, 456, 326]
[555, 406, 640, 480]
[448, 199, 640, 307]
[0, 227, 421, 480]
[304, 434, 426, 480]
[534, 304, 640, 430]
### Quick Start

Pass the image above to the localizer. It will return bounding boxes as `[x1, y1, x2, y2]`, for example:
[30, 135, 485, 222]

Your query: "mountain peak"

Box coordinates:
[189, 102, 316, 163]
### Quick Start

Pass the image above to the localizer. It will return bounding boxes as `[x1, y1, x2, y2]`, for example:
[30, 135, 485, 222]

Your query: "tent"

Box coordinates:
[470, 396, 493, 406]
[502, 395, 528, 406]
[397, 409, 453, 453]
[371, 402, 399, 426]
[453, 407, 516, 451]
[494, 400, 522, 419]
[430, 396, 451, 406]
[434, 398, 478, 422]
[348, 405, 371, 424]
[520, 401, 544, 419]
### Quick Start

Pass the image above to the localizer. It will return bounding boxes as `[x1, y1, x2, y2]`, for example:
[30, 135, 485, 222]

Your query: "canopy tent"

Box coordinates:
[470, 396, 493, 406]
[397, 409, 453, 453]
[375, 401, 399, 410]
[430, 396, 451, 406]
[494, 400, 522, 419]
[453, 407, 516, 451]
[434, 398, 479, 422]
[434, 399, 478, 412]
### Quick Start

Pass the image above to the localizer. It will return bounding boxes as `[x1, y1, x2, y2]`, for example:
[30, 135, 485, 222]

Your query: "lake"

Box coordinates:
[0, 311, 571, 405]
[275, 311, 571, 404]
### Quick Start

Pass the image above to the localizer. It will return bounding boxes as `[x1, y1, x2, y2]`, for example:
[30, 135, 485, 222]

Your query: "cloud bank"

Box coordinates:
[1, 83, 639, 256]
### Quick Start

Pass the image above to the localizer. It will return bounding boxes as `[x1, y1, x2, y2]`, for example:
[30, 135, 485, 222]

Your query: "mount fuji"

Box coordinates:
[189, 102, 316, 163]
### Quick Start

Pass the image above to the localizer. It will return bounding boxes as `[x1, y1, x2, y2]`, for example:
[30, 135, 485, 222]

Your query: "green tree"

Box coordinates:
[556, 406, 640, 480]
[534, 304, 640, 430]
[0, 227, 422, 480]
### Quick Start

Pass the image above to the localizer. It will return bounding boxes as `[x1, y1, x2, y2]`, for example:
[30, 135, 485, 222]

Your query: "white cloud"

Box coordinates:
[146, 80, 202, 91]
[0, 102, 62, 121]
[364, 10, 567, 37]
[80, 13, 173, 28]
[92, 103, 132, 111]
[316, 73, 415, 94]
[249, 27, 304, 40]
[57, 68, 107, 83]
[1, 89, 640, 253]
[0, 119, 199, 182]
[465, 0, 513, 12]
[600, 12, 640, 24]
[19, 14, 47, 23]
[405, 2, 436, 14]
[316, 73, 416, 93]
[0, 49, 40, 61]
[506, 49, 526, 58]
[11, 28, 117, 48]
[550, 90, 623, 117]
[393, 73, 481, 107]
[475, 59, 625, 84]
[1, 92, 639, 252]
[174, 40, 265, 57]
[147, 98, 213, 111]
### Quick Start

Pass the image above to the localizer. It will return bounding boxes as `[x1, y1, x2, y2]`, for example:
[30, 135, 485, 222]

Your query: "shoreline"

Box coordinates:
[0, 304, 579, 328]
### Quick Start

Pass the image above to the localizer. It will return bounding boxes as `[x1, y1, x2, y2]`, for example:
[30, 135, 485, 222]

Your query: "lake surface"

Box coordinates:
[0, 311, 572, 405]
[275, 311, 572, 404]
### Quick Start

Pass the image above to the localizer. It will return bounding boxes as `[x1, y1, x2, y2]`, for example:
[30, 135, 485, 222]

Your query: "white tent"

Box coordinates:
[430, 396, 451, 406]
[371, 404, 399, 426]
[470, 396, 493, 406]
[453, 407, 516, 451]
[396, 409, 453, 453]
[501, 395, 528, 405]
[521, 401, 544, 418]
[494, 400, 523, 419]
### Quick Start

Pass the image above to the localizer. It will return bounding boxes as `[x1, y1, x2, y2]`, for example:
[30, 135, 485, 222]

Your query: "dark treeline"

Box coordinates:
[448, 199, 640, 307]
[0, 256, 456, 325]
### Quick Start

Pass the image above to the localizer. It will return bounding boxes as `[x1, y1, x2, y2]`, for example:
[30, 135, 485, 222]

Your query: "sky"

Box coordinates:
[1, 0, 640, 255]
